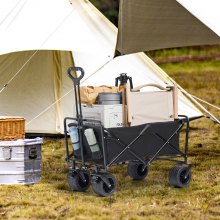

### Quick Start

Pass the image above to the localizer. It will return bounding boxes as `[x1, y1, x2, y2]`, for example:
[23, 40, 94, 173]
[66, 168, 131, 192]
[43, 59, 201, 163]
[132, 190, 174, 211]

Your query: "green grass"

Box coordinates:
[0, 59, 220, 219]
[148, 45, 220, 58]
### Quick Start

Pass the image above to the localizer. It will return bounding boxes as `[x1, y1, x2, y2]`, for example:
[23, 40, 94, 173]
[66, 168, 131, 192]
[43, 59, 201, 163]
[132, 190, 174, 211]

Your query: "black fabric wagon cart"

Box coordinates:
[64, 67, 192, 197]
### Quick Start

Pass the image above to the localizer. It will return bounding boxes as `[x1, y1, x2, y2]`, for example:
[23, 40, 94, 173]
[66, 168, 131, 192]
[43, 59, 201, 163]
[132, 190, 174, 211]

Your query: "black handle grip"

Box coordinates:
[115, 76, 119, 86]
[67, 67, 85, 85]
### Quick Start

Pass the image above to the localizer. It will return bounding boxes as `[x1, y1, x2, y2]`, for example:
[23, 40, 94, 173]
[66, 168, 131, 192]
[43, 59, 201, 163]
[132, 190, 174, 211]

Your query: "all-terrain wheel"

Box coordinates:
[68, 169, 90, 191]
[91, 173, 116, 197]
[128, 162, 149, 180]
[169, 165, 191, 188]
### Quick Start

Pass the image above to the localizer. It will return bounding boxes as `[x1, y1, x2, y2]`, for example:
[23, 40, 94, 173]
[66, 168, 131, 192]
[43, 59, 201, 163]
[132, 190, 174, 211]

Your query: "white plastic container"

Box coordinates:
[0, 138, 43, 185]
[81, 104, 123, 128]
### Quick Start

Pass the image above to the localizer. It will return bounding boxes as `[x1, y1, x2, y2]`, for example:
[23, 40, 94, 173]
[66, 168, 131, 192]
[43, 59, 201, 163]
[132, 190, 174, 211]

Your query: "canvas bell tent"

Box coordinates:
[0, 0, 216, 134]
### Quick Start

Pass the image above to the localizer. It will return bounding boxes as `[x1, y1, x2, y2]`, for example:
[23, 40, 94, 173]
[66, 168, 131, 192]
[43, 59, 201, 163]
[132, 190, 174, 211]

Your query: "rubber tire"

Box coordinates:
[128, 162, 149, 180]
[92, 173, 116, 197]
[68, 169, 90, 192]
[169, 166, 191, 188]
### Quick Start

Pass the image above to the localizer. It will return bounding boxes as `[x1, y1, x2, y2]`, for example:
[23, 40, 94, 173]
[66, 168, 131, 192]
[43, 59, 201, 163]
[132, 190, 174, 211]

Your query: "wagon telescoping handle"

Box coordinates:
[67, 66, 85, 164]
[67, 66, 85, 120]
[67, 66, 85, 85]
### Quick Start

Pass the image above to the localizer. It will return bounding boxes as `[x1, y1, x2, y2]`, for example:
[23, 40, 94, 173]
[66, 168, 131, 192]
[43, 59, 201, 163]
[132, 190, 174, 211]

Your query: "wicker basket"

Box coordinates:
[0, 117, 25, 140]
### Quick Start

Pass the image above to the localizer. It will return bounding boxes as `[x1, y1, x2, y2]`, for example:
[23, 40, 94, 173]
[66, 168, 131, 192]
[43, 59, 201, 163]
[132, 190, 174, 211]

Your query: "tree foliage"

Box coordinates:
[90, 0, 119, 26]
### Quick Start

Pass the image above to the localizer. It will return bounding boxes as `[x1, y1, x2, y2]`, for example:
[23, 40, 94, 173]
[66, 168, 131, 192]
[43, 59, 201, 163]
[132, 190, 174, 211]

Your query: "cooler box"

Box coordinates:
[0, 138, 43, 184]
[81, 104, 123, 128]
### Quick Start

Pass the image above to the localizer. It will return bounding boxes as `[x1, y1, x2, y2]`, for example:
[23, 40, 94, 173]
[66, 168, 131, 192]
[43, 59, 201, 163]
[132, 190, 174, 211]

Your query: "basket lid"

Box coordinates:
[0, 116, 25, 120]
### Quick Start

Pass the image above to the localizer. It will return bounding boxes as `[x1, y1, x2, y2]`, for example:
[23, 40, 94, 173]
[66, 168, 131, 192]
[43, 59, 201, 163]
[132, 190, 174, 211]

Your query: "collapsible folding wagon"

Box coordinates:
[64, 67, 192, 197]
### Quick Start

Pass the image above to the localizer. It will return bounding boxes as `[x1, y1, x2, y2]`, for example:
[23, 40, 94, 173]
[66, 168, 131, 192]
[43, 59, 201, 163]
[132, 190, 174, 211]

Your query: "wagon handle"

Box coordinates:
[67, 66, 85, 85]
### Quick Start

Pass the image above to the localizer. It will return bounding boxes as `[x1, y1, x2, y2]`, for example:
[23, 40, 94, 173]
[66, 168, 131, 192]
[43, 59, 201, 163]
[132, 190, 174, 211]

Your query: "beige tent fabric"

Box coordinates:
[53, 51, 75, 133]
[116, 0, 220, 54]
[0, 50, 74, 133]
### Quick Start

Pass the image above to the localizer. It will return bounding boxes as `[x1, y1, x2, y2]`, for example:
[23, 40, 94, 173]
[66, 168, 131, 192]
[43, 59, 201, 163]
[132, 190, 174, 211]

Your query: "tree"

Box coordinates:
[90, 0, 119, 26]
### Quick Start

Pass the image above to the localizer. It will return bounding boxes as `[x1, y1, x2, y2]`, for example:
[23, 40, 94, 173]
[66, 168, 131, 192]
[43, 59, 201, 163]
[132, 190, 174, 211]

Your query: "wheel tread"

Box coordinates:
[169, 166, 191, 188]
[68, 169, 90, 192]
[91, 173, 116, 197]
[128, 162, 148, 180]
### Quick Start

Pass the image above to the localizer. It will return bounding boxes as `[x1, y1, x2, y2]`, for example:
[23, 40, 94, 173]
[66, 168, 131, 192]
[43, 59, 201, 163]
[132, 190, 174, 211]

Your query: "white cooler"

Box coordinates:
[81, 104, 123, 128]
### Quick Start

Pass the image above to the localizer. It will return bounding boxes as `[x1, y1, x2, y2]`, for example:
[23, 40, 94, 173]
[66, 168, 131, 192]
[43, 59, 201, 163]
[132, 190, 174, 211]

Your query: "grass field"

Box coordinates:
[0, 54, 219, 219]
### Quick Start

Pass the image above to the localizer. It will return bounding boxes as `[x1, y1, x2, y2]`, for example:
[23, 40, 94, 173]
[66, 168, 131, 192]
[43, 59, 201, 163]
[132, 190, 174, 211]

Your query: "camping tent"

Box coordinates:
[0, 0, 213, 134]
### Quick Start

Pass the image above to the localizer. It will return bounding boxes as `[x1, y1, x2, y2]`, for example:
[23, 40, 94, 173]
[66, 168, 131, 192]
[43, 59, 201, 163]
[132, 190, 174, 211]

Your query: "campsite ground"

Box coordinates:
[0, 48, 220, 220]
